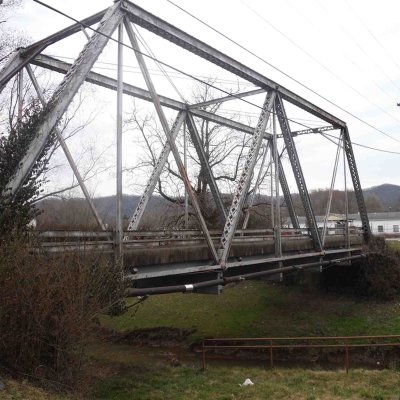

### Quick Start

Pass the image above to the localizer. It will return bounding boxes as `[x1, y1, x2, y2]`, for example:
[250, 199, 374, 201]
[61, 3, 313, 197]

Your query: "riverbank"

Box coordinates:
[102, 280, 400, 345]
[4, 277, 400, 399]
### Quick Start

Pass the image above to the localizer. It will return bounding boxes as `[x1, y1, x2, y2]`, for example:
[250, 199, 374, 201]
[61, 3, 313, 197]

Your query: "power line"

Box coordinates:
[32, 0, 316, 132]
[322, 132, 400, 155]
[317, 0, 400, 94]
[166, 0, 400, 145]
[46, 55, 324, 124]
[285, 0, 397, 104]
[49, 54, 257, 86]
[240, 0, 400, 128]
[132, 24, 187, 103]
[32, 0, 400, 156]
[344, 0, 400, 78]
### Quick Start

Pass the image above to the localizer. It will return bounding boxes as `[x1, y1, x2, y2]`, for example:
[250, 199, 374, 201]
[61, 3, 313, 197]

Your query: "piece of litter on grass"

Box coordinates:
[240, 379, 254, 386]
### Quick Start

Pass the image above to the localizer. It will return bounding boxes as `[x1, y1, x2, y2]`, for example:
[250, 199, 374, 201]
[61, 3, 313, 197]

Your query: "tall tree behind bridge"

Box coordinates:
[125, 80, 272, 229]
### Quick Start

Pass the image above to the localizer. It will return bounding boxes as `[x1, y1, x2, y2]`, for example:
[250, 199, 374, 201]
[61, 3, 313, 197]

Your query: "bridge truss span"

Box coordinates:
[0, 0, 371, 294]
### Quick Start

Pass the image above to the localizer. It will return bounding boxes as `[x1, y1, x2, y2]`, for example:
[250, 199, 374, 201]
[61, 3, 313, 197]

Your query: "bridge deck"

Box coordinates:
[36, 230, 364, 292]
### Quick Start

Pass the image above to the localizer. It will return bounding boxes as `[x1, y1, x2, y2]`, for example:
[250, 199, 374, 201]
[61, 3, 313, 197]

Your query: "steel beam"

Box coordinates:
[343, 130, 350, 249]
[116, 23, 124, 260]
[218, 91, 276, 266]
[25, 64, 107, 231]
[122, 1, 346, 128]
[127, 112, 186, 231]
[0, 47, 42, 93]
[124, 18, 218, 262]
[183, 120, 189, 228]
[280, 125, 337, 138]
[322, 132, 342, 245]
[6, 4, 125, 197]
[31, 54, 263, 137]
[342, 127, 371, 242]
[272, 111, 282, 257]
[189, 88, 266, 109]
[277, 156, 299, 229]
[0, 10, 106, 92]
[185, 113, 227, 221]
[17, 69, 23, 129]
[275, 94, 322, 252]
[242, 141, 270, 230]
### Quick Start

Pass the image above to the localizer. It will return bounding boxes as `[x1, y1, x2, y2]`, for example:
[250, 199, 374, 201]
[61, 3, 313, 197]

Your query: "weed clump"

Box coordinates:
[320, 237, 400, 301]
[359, 237, 400, 301]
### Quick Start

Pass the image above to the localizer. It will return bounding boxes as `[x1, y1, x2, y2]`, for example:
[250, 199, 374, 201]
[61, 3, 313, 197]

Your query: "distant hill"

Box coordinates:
[363, 184, 400, 210]
[36, 183, 400, 229]
[91, 194, 166, 221]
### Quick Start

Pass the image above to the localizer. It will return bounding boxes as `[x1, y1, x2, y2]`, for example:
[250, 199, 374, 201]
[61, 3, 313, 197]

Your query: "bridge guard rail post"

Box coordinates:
[270, 339, 274, 369]
[202, 339, 205, 371]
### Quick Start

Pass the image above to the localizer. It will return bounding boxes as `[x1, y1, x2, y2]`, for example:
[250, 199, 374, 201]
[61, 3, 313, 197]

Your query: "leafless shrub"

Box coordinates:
[0, 236, 126, 388]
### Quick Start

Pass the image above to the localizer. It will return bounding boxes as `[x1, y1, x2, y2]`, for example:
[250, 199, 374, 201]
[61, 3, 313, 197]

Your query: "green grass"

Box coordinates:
[6, 281, 400, 399]
[386, 241, 400, 251]
[102, 281, 400, 343]
[5, 364, 400, 400]
[92, 363, 400, 400]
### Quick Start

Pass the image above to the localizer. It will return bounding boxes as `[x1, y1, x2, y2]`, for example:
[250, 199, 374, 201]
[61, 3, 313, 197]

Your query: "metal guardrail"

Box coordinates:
[202, 335, 400, 372]
[37, 227, 362, 240]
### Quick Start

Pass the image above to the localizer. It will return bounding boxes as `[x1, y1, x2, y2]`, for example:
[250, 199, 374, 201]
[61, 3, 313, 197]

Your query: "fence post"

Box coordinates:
[202, 339, 206, 371]
[270, 339, 274, 369]
[345, 338, 349, 373]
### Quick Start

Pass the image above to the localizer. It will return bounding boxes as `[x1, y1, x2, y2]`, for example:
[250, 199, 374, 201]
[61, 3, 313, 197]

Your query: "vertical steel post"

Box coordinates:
[273, 111, 282, 257]
[275, 94, 322, 252]
[343, 131, 350, 249]
[116, 23, 124, 262]
[277, 156, 299, 229]
[26, 64, 107, 231]
[242, 141, 271, 230]
[184, 119, 189, 229]
[17, 69, 23, 131]
[218, 91, 276, 266]
[202, 339, 206, 371]
[80, 25, 91, 40]
[270, 145, 274, 229]
[124, 19, 218, 262]
[6, 3, 125, 197]
[270, 339, 274, 369]
[342, 127, 371, 242]
[322, 132, 342, 246]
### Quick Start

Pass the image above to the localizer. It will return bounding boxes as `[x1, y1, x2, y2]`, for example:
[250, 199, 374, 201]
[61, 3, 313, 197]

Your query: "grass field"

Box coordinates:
[4, 364, 400, 400]
[102, 280, 400, 343]
[386, 240, 400, 251]
[5, 276, 400, 399]
[93, 365, 400, 400]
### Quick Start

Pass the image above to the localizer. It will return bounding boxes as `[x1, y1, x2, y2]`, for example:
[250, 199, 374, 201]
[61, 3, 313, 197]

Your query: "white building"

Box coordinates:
[296, 212, 400, 235]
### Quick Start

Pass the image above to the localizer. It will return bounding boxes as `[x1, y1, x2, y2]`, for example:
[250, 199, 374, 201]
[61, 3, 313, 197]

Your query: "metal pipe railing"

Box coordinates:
[202, 334, 400, 372]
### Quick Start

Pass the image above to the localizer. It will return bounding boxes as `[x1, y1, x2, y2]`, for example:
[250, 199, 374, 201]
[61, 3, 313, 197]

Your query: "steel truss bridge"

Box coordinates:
[0, 1, 371, 296]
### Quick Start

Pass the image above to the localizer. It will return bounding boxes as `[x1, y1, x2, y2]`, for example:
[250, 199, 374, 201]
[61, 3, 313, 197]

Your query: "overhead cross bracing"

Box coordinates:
[0, 0, 371, 294]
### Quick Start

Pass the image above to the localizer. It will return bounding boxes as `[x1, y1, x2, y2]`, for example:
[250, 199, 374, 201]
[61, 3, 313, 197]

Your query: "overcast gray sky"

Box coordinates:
[7, 0, 400, 197]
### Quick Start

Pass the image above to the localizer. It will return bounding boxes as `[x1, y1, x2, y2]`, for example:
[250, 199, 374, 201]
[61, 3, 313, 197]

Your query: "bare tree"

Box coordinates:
[0, 0, 28, 64]
[125, 80, 272, 229]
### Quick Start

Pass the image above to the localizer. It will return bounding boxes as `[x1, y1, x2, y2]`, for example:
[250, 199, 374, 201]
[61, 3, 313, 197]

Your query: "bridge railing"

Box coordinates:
[36, 227, 363, 243]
